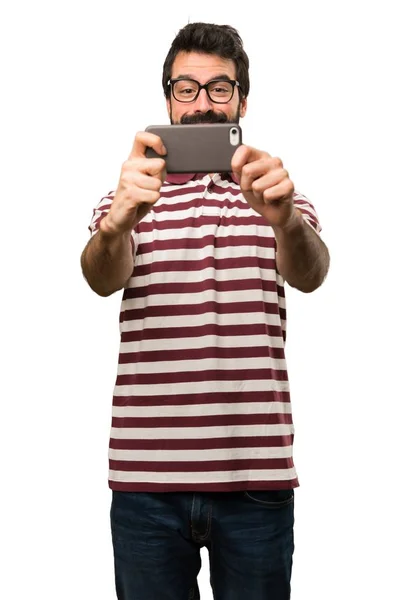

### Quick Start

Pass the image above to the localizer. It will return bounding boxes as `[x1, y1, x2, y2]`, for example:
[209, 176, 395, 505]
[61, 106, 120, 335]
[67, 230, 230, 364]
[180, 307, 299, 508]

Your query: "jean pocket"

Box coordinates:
[244, 489, 294, 508]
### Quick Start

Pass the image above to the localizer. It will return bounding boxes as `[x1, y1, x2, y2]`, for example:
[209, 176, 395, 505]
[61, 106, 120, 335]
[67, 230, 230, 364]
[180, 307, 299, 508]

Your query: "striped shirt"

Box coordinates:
[89, 171, 321, 492]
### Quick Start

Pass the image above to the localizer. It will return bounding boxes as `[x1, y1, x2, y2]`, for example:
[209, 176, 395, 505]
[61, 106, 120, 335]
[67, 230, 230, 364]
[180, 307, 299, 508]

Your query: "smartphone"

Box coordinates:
[145, 123, 242, 173]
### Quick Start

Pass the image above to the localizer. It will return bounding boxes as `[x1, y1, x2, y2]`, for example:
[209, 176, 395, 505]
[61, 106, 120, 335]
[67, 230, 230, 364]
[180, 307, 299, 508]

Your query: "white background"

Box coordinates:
[1, 0, 399, 598]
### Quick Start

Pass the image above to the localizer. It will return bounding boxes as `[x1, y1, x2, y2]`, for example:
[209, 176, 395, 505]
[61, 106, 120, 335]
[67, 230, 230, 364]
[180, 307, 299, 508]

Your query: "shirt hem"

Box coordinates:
[108, 478, 300, 493]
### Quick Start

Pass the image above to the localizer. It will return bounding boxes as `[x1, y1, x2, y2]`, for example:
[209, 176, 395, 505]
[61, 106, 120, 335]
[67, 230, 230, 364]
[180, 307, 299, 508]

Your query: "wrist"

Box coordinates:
[273, 207, 303, 234]
[99, 215, 131, 244]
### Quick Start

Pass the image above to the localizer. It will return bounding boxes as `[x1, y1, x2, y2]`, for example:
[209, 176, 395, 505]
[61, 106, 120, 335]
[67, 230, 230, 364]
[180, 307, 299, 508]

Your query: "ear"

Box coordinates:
[239, 97, 248, 118]
[166, 97, 171, 116]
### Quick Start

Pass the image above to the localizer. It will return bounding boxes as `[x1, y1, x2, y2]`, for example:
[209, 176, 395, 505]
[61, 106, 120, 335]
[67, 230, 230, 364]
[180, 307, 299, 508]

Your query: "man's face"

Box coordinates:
[167, 51, 247, 125]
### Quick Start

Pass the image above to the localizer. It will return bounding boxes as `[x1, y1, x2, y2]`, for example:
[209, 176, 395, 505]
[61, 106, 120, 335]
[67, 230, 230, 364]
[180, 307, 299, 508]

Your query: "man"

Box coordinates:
[81, 22, 330, 600]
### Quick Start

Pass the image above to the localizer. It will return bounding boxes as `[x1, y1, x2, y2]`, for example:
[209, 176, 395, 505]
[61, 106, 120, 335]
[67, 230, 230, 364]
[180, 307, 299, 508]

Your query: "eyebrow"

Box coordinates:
[173, 73, 234, 82]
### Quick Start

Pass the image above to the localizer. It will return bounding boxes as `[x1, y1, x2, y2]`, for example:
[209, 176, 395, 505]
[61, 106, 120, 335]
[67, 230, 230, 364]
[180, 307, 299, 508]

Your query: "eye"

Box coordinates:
[208, 81, 232, 96]
[174, 80, 198, 96]
[212, 85, 229, 93]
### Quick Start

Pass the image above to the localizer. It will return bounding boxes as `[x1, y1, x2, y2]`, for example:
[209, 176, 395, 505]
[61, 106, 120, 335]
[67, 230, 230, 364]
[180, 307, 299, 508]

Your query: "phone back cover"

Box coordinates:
[145, 123, 242, 173]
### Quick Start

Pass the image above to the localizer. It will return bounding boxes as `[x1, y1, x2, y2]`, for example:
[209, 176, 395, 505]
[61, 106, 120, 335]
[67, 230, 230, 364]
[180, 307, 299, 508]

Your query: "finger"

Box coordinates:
[132, 172, 164, 192]
[239, 158, 271, 191]
[136, 157, 166, 177]
[128, 132, 167, 160]
[262, 179, 294, 203]
[129, 187, 161, 204]
[120, 158, 166, 188]
[231, 145, 270, 174]
[128, 158, 166, 176]
[250, 169, 290, 196]
[120, 170, 164, 192]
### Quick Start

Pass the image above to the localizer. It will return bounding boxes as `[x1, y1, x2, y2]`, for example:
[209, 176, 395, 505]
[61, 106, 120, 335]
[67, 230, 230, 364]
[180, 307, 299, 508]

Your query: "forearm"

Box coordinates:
[273, 209, 330, 293]
[80, 223, 134, 297]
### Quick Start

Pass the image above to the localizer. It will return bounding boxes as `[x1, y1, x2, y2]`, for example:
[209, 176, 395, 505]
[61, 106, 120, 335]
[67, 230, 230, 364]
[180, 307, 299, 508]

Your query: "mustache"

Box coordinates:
[180, 111, 229, 124]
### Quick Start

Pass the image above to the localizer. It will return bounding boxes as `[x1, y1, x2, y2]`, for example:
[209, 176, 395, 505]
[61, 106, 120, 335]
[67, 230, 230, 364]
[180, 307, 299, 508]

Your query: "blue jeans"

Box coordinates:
[110, 489, 294, 600]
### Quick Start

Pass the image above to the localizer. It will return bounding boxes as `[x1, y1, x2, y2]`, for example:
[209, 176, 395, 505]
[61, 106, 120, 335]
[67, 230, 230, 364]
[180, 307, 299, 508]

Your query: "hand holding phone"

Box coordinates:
[101, 131, 167, 235]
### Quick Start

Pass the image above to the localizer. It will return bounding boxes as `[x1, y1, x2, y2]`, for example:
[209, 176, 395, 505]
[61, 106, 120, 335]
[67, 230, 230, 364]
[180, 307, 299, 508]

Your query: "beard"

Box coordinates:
[170, 105, 241, 125]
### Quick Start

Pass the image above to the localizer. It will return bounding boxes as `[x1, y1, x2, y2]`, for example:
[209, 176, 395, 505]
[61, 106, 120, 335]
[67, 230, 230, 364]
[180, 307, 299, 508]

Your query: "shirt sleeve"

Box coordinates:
[88, 191, 115, 236]
[293, 191, 322, 234]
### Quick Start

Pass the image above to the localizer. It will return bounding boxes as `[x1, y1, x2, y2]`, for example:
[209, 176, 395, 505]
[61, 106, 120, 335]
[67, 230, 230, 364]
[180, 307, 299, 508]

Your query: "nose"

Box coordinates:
[194, 87, 213, 112]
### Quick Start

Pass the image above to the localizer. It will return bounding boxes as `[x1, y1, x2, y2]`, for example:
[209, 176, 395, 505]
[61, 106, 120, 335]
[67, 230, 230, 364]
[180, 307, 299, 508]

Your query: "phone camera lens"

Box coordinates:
[229, 127, 240, 147]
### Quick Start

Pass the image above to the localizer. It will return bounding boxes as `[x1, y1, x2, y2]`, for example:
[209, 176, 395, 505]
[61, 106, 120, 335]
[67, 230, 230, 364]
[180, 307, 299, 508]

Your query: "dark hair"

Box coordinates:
[162, 23, 250, 99]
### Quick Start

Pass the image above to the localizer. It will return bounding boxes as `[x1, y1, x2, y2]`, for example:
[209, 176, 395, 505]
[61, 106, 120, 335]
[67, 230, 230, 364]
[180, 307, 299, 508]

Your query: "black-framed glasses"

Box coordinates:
[168, 78, 240, 104]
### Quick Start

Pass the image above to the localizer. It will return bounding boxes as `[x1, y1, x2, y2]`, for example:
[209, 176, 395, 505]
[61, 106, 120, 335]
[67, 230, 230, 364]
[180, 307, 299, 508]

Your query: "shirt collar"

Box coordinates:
[165, 172, 240, 185]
